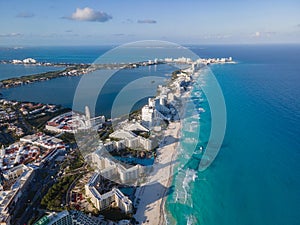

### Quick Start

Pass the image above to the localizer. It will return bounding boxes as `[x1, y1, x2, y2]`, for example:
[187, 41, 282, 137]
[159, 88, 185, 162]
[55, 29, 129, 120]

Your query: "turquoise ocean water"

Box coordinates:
[166, 45, 300, 225]
[0, 45, 299, 225]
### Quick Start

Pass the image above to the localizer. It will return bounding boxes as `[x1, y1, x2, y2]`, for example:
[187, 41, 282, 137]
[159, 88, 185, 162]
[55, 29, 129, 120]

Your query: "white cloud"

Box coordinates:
[202, 33, 232, 39]
[137, 19, 157, 24]
[67, 7, 112, 22]
[0, 33, 23, 37]
[252, 31, 276, 38]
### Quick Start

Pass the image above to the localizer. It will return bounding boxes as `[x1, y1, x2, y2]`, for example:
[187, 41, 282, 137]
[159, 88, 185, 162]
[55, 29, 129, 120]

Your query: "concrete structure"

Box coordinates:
[141, 97, 169, 128]
[123, 122, 149, 133]
[91, 150, 144, 184]
[85, 173, 132, 213]
[34, 210, 106, 225]
[2, 165, 27, 180]
[71, 210, 106, 225]
[85, 106, 91, 127]
[109, 130, 152, 151]
[20, 133, 64, 150]
[0, 165, 35, 225]
[46, 111, 105, 133]
[38, 211, 72, 225]
[22, 58, 37, 64]
[45, 112, 86, 133]
[103, 140, 125, 152]
[0, 142, 42, 171]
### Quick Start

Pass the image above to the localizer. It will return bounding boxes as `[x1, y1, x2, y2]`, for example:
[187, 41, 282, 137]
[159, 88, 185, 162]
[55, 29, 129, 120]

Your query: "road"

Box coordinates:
[13, 159, 59, 225]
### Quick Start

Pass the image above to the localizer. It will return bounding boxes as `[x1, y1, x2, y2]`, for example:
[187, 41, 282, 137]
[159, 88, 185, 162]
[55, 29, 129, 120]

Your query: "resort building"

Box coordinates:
[109, 130, 152, 151]
[45, 111, 87, 133]
[91, 150, 145, 184]
[141, 97, 171, 128]
[103, 140, 126, 152]
[45, 110, 105, 133]
[85, 173, 132, 214]
[33, 210, 107, 225]
[123, 122, 149, 133]
[22, 58, 37, 64]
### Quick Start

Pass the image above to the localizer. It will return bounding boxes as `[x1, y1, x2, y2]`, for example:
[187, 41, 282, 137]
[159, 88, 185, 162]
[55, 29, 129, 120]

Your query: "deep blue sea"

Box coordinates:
[0, 45, 299, 225]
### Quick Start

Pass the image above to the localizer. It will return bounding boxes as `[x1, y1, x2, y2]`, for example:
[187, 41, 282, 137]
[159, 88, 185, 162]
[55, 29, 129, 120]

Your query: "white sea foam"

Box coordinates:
[183, 137, 197, 144]
[186, 215, 197, 225]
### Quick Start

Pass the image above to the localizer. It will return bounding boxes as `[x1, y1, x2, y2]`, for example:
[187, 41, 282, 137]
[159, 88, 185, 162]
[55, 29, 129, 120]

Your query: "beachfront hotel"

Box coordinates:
[109, 129, 152, 151]
[91, 150, 145, 184]
[85, 173, 132, 214]
[141, 97, 170, 129]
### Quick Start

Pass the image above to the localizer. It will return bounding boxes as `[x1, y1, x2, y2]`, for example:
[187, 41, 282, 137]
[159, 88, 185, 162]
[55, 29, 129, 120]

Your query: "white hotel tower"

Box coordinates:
[85, 105, 92, 128]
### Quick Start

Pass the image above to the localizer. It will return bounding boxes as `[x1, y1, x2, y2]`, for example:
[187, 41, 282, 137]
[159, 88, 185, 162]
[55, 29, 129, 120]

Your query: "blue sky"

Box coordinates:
[0, 0, 299, 46]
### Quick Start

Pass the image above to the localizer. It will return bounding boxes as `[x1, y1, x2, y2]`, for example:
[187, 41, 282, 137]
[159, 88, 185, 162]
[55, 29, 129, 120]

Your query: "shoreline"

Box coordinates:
[133, 70, 196, 225]
[133, 121, 182, 225]
[0, 57, 233, 89]
[0, 60, 163, 89]
[161, 88, 192, 225]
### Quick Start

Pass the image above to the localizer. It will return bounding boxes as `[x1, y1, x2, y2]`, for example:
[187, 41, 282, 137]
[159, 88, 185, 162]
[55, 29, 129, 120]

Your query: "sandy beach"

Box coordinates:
[134, 120, 181, 224]
[133, 82, 193, 224]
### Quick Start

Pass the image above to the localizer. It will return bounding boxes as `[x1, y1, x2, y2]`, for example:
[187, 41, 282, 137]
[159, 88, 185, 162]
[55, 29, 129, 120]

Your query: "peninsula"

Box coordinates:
[0, 57, 234, 89]
[0, 56, 234, 225]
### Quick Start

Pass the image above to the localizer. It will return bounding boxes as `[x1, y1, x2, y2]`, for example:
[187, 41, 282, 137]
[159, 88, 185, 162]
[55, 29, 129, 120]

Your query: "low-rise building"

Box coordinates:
[0, 165, 35, 225]
[2, 164, 26, 180]
[20, 133, 64, 150]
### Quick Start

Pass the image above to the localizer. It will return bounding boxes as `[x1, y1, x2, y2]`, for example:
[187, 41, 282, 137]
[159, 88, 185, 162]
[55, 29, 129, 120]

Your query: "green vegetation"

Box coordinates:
[99, 126, 114, 141]
[40, 149, 86, 211]
[171, 69, 188, 81]
[129, 108, 142, 121]
[59, 132, 76, 144]
[61, 149, 85, 171]
[0, 64, 89, 87]
[110, 147, 153, 160]
[69, 150, 85, 170]
[29, 108, 70, 129]
[171, 70, 181, 80]
[132, 130, 150, 139]
[41, 175, 77, 211]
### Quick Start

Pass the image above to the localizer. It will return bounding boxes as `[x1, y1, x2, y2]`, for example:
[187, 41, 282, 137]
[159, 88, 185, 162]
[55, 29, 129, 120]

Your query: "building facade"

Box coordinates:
[85, 173, 132, 214]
